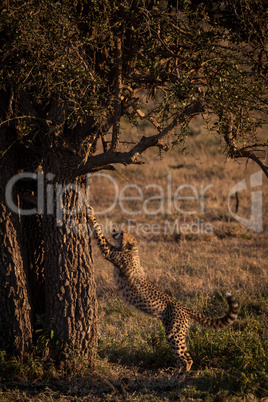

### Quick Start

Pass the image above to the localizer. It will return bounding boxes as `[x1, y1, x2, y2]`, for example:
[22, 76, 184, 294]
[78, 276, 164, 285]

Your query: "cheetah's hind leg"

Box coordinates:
[171, 348, 193, 380]
[165, 327, 193, 376]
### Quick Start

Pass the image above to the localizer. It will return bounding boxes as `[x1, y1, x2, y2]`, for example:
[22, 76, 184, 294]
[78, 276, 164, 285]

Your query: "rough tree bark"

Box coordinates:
[42, 149, 98, 365]
[0, 127, 33, 358]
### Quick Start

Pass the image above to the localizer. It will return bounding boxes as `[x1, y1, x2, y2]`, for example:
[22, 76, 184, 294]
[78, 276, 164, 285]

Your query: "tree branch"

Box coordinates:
[221, 114, 268, 178]
[135, 108, 161, 130]
[0, 115, 52, 129]
[237, 149, 268, 178]
[72, 100, 204, 177]
[110, 36, 123, 151]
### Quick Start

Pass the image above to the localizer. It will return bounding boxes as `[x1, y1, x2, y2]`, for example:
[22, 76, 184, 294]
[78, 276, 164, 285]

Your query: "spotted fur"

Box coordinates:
[88, 208, 238, 371]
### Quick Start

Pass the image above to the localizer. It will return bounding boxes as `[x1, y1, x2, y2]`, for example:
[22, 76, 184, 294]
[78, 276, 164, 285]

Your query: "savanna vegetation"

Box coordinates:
[1, 136, 268, 400]
[0, 0, 267, 400]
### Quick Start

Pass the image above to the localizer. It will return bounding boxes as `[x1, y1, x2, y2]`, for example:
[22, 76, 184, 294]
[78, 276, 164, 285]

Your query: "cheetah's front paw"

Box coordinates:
[87, 206, 95, 225]
[87, 206, 95, 215]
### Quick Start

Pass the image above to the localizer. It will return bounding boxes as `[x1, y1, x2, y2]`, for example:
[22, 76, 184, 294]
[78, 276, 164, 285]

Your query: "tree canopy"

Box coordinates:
[0, 0, 267, 176]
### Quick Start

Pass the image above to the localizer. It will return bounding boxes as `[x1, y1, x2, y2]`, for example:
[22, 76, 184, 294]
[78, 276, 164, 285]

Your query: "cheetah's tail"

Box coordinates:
[188, 293, 238, 330]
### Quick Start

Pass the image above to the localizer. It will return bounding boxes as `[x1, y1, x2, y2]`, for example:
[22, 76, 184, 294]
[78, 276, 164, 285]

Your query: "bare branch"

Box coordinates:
[220, 114, 268, 178]
[136, 108, 161, 130]
[90, 164, 116, 173]
[105, 140, 137, 145]
[73, 100, 204, 177]
[238, 149, 268, 178]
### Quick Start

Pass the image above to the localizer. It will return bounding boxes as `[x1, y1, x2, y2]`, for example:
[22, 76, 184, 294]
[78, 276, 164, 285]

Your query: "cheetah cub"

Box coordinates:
[87, 207, 238, 372]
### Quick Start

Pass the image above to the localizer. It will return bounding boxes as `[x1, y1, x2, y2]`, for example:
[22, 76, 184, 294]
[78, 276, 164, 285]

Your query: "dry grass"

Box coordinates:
[91, 131, 267, 297]
[86, 131, 268, 400]
[0, 130, 267, 400]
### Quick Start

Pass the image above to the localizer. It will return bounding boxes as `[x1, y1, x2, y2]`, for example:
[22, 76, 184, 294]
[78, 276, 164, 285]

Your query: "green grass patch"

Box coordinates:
[98, 298, 174, 368]
[0, 292, 267, 400]
[98, 292, 268, 399]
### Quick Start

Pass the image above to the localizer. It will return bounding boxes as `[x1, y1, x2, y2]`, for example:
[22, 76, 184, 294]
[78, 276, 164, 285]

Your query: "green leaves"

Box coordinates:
[0, 0, 266, 169]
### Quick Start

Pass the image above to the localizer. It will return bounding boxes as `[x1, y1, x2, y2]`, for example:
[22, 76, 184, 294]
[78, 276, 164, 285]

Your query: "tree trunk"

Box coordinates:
[0, 118, 98, 366]
[22, 211, 45, 322]
[42, 151, 98, 366]
[0, 127, 33, 358]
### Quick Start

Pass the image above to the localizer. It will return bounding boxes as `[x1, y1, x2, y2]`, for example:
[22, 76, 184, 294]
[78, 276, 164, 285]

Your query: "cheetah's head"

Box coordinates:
[111, 229, 137, 250]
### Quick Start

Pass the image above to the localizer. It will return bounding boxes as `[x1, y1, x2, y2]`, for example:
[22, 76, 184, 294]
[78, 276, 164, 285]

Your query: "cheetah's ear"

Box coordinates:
[124, 241, 135, 250]
[121, 232, 137, 250]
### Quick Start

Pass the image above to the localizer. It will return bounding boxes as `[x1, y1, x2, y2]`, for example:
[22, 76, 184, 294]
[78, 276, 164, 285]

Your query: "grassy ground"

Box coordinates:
[0, 129, 267, 400]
